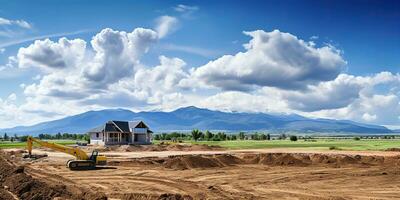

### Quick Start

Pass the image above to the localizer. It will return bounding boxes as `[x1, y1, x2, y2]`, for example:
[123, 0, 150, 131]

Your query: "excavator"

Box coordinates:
[25, 136, 107, 170]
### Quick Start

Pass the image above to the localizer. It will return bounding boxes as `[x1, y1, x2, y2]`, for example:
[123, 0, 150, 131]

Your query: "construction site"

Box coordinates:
[1, 141, 400, 200]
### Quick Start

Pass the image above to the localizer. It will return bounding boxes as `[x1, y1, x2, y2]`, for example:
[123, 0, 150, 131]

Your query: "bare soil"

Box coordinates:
[85, 143, 224, 152]
[2, 148, 400, 200]
[0, 152, 107, 200]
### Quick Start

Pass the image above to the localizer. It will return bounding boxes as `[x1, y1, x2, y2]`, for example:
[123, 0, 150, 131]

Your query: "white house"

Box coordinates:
[88, 120, 153, 145]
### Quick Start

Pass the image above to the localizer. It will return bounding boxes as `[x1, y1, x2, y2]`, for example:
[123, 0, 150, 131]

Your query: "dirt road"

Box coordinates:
[4, 147, 399, 200]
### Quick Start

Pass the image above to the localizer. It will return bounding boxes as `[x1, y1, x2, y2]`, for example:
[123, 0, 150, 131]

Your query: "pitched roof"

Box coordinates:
[112, 121, 130, 132]
[87, 120, 151, 133]
[129, 121, 149, 129]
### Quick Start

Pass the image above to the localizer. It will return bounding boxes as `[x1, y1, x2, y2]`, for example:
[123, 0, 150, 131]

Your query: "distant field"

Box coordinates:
[3, 139, 400, 151]
[0, 140, 78, 149]
[189, 139, 400, 151]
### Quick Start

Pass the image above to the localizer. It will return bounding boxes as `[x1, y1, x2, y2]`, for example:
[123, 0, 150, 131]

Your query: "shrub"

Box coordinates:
[289, 135, 298, 141]
[354, 137, 361, 141]
[329, 146, 341, 150]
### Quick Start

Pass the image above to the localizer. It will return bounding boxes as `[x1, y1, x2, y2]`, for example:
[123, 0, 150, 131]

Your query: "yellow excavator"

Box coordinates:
[26, 136, 107, 170]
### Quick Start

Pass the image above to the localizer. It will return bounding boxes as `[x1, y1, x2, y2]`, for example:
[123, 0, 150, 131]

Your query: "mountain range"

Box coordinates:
[0, 106, 393, 135]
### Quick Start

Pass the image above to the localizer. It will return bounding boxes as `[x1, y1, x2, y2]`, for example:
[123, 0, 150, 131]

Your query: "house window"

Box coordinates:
[96, 133, 99, 138]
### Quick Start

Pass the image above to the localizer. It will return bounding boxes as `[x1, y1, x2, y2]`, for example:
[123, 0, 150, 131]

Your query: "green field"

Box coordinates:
[0, 140, 78, 149]
[2, 139, 400, 151]
[189, 139, 400, 151]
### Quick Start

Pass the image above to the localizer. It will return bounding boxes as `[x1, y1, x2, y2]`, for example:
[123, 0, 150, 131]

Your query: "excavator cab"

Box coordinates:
[89, 150, 98, 161]
[90, 150, 107, 166]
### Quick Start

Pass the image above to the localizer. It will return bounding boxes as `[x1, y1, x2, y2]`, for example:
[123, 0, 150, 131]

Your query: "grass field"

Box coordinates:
[0, 140, 78, 149]
[189, 139, 400, 151]
[2, 139, 400, 151]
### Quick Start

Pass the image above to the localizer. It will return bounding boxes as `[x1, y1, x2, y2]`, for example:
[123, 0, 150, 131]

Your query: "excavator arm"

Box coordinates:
[26, 136, 106, 170]
[27, 136, 89, 160]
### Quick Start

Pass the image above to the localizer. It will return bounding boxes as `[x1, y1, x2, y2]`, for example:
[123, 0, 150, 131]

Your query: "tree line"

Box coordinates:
[0, 133, 89, 142]
[154, 130, 282, 141]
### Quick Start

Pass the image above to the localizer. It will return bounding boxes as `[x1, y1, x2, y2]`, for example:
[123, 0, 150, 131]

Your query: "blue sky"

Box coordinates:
[0, 0, 399, 128]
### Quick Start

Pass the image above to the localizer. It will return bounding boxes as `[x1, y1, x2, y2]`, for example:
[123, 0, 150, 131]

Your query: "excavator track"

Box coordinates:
[67, 160, 96, 170]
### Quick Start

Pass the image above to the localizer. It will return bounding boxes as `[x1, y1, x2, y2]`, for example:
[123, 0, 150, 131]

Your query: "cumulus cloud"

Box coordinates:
[155, 16, 178, 39]
[84, 28, 158, 85]
[191, 30, 346, 91]
[17, 38, 86, 70]
[299, 72, 400, 124]
[17, 27, 158, 100]
[1, 27, 399, 128]
[283, 74, 364, 111]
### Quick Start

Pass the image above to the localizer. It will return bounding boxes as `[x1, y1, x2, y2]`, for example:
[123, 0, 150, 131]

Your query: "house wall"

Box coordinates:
[103, 132, 130, 145]
[89, 132, 104, 145]
[133, 128, 147, 133]
[132, 127, 151, 144]
[89, 122, 152, 146]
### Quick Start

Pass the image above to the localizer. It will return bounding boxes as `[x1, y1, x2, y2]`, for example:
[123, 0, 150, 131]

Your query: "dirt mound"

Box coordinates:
[159, 193, 193, 200]
[240, 153, 310, 166]
[116, 193, 193, 200]
[385, 148, 400, 152]
[0, 188, 15, 200]
[89, 143, 223, 152]
[164, 155, 223, 170]
[7, 150, 27, 156]
[111, 152, 398, 171]
[214, 154, 242, 165]
[0, 152, 106, 200]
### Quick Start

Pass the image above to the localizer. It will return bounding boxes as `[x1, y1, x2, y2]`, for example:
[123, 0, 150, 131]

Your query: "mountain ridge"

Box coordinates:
[0, 106, 392, 135]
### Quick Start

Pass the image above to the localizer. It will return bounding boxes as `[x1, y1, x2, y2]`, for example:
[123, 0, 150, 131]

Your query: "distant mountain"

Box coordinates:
[0, 106, 392, 135]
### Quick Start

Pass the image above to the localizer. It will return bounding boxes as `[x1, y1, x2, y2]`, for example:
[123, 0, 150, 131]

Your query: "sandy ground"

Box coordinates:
[4, 147, 400, 200]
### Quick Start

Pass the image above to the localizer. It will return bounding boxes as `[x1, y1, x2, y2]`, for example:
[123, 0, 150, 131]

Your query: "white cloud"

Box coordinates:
[17, 37, 87, 70]
[0, 17, 32, 29]
[283, 74, 364, 111]
[155, 15, 178, 39]
[1, 28, 399, 128]
[174, 4, 199, 13]
[362, 113, 377, 121]
[0, 48, 4, 54]
[190, 30, 346, 91]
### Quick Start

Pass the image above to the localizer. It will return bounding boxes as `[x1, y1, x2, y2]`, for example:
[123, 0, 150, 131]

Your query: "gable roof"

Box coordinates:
[111, 120, 130, 132]
[129, 121, 149, 129]
[87, 120, 151, 133]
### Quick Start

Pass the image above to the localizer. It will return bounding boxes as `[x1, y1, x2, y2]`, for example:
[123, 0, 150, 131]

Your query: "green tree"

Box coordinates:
[259, 133, 267, 140]
[19, 135, 28, 142]
[278, 134, 287, 140]
[83, 134, 90, 142]
[191, 129, 203, 141]
[266, 133, 271, 140]
[3, 133, 9, 141]
[217, 132, 227, 140]
[154, 134, 161, 140]
[238, 132, 245, 140]
[205, 130, 213, 141]
[290, 135, 298, 141]
[231, 134, 237, 140]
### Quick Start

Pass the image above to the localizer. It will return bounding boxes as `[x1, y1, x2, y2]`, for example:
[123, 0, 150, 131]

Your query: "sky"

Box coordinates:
[0, 0, 399, 128]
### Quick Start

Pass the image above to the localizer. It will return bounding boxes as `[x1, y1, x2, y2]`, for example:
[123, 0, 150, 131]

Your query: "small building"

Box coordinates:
[88, 120, 153, 145]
